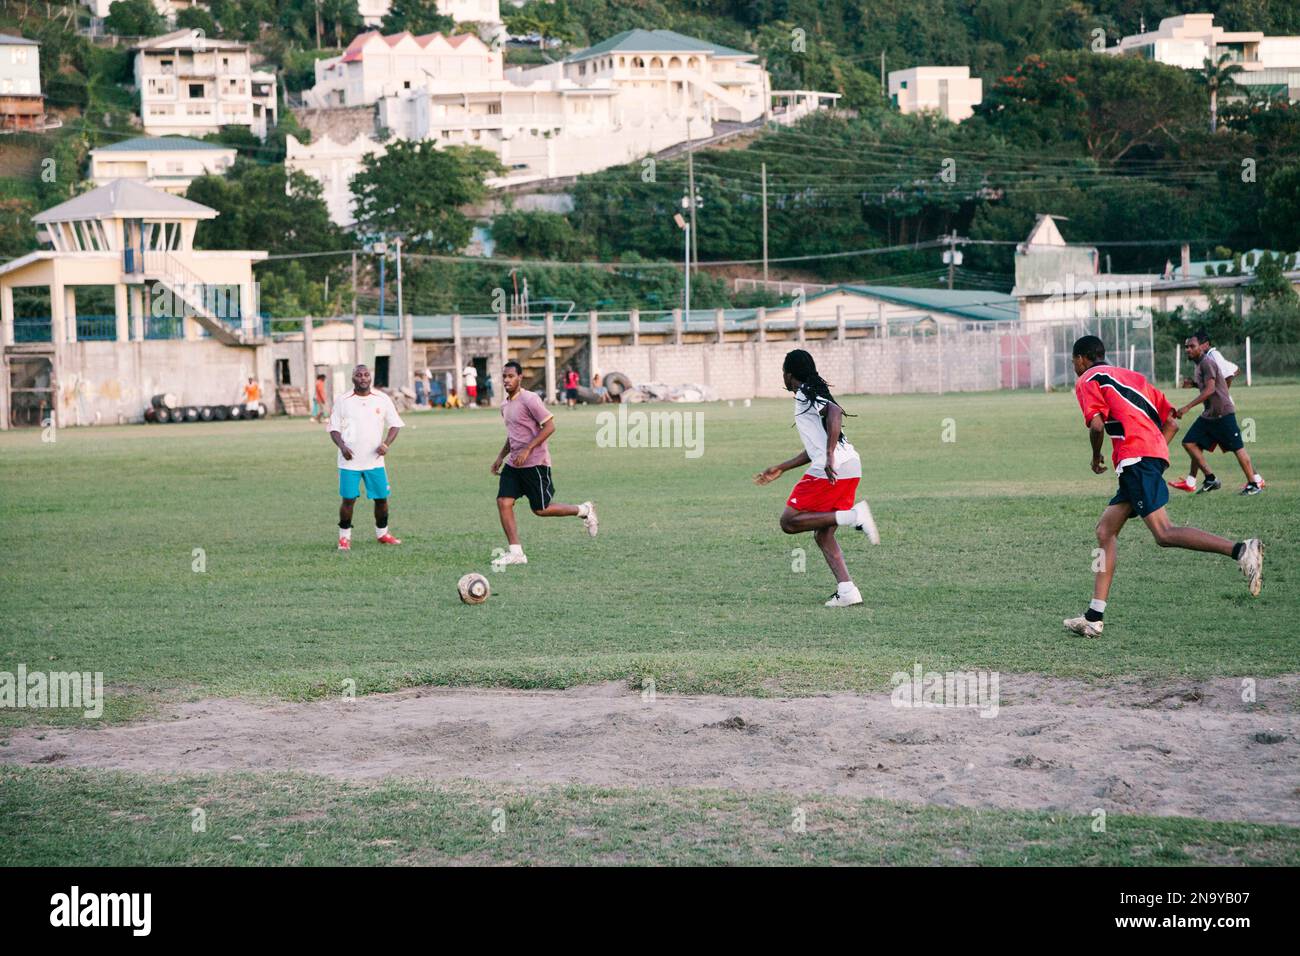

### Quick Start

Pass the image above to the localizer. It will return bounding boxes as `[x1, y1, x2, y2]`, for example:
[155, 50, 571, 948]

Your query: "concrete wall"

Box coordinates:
[291, 106, 376, 144]
[56, 339, 268, 426]
[596, 334, 1015, 400]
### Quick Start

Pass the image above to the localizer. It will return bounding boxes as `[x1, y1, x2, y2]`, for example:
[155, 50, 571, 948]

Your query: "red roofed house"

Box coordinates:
[305, 30, 502, 108]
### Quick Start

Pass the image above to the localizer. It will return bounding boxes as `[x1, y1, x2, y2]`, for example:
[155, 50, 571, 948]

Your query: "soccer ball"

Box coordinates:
[457, 572, 490, 605]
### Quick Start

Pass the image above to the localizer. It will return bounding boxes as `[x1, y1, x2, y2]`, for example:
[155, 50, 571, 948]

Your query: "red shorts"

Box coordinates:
[466, 385, 478, 397]
[786, 475, 859, 513]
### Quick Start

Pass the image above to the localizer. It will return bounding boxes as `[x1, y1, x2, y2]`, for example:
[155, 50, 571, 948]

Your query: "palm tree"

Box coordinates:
[1200, 52, 1244, 133]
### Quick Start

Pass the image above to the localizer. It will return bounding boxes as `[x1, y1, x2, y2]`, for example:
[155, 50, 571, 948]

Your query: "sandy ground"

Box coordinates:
[3, 674, 1298, 824]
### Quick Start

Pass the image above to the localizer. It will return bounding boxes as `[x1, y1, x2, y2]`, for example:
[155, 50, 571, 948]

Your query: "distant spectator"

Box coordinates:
[312, 373, 328, 423]
[446, 387, 463, 409]
[564, 367, 580, 407]
[484, 373, 494, 406]
[593, 372, 608, 403]
[464, 363, 479, 406]
[424, 369, 435, 406]
[244, 377, 261, 416]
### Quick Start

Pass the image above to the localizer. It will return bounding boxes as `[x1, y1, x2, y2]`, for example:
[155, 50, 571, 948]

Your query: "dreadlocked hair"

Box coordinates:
[783, 348, 853, 441]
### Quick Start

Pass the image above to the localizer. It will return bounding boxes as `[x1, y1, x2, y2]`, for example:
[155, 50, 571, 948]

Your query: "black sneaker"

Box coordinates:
[1197, 477, 1222, 494]
[1240, 483, 1263, 496]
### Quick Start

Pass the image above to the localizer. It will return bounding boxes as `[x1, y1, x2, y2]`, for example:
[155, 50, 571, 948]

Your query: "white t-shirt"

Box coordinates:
[463, 365, 478, 387]
[794, 393, 861, 479]
[1207, 347, 1239, 381]
[328, 389, 404, 471]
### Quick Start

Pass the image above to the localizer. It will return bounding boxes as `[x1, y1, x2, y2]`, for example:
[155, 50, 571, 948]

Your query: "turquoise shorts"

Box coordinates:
[339, 467, 390, 500]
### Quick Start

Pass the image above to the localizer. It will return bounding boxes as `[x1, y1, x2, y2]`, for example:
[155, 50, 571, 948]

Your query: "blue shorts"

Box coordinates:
[339, 467, 390, 500]
[1109, 457, 1169, 517]
[1184, 413, 1244, 453]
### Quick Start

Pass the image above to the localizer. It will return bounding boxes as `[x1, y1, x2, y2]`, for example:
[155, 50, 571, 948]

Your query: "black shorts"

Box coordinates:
[498, 464, 555, 511]
[1109, 457, 1169, 518]
[1185, 413, 1244, 453]
[565, 387, 579, 400]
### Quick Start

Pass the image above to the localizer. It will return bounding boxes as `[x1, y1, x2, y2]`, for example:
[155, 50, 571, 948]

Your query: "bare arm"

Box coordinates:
[377, 426, 400, 456]
[329, 430, 353, 461]
[823, 404, 843, 482]
[1087, 414, 1106, 474]
[755, 450, 811, 484]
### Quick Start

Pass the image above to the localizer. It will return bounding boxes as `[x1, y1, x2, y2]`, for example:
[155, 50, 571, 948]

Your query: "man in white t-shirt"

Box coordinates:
[327, 364, 405, 551]
[463, 363, 478, 406]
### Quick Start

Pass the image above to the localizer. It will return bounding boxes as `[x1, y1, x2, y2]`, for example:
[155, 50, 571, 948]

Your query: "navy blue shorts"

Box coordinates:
[1184, 413, 1244, 453]
[1109, 457, 1169, 517]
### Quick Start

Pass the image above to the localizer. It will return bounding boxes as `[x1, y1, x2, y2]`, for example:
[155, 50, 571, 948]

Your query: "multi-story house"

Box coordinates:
[1111, 13, 1300, 102]
[133, 30, 278, 141]
[284, 133, 387, 227]
[89, 136, 237, 194]
[356, 0, 503, 28]
[0, 34, 44, 132]
[888, 67, 983, 122]
[305, 30, 502, 108]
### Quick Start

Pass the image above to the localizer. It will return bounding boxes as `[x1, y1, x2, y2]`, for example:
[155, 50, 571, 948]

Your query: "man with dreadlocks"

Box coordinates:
[754, 349, 879, 607]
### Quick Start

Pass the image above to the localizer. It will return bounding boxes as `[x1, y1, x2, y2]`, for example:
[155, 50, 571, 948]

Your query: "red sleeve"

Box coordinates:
[1150, 385, 1174, 424]
[1075, 376, 1106, 426]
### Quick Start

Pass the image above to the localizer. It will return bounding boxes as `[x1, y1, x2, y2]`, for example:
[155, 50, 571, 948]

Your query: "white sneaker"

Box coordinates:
[492, 550, 528, 570]
[581, 501, 598, 537]
[1237, 538, 1263, 597]
[1063, 615, 1104, 638]
[853, 499, 880, 545]
[825, 584, 864, 607]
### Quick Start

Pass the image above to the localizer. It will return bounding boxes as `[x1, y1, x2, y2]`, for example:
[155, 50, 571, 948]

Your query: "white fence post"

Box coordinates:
[1246, 336, 1252, 386]
[1043, 343, 1051, 393]
[1128, 343, 1135, 370]
[1175, 346, 1180, 387]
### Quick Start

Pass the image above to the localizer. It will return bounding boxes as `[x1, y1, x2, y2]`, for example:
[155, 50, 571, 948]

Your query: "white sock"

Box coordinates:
[508, 544, 523, 555]
[338, 527, 352, 541]
[1186, 475, 1198, 486]
[577, 503, 590, 518]
[835, 509, 857, 527]
[1253, 473, 1262, 484]
[375, 526, 388, 539]
[1088, 598, 1107, 613]
[838, 580, 856, 595]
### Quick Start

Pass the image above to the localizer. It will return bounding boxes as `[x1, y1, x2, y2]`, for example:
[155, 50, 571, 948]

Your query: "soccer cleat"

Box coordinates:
[376, 533, 401, 545]
[1196, 477, 1222, 494]
[581, 501, 598, 537]
[492, 551, 528, 569]
[852, 499, 880, 545]
[1168, 477, 1197, 493]
[1063, 615, 1104, 638]
[338, 536, 351, 552]
[1239, 483, 1263, 496]
[825, 585, 864, 608]
[1237, 538, 1263, 597]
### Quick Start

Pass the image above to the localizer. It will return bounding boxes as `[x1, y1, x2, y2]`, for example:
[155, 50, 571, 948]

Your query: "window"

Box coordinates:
[487, 102, 501, 114]
[188, 83, 205, 98]
[12, 47, 28, 64]
[373, 356, 389, 387]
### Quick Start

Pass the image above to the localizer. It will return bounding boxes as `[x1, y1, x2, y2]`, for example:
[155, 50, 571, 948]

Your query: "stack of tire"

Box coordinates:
[143, 393, 268, 424]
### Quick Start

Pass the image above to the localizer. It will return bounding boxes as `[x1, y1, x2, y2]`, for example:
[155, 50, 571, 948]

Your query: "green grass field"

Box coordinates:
[1, 386, 1296, 864]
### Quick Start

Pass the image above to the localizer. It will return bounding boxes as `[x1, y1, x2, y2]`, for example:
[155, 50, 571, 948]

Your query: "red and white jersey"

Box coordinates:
[1074, 364, 1173, 469]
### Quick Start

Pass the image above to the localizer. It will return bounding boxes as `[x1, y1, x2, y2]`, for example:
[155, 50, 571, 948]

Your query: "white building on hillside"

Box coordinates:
[305, 30, 502, 108]
[1110, 14, 1300, 102]
[888, 66, 982, 121]
[285, 133, 388, 226]
[89, 136, 236, 194]
[133, 30, 278, 140]
[356, 0, 503, 28]
[378, 28, 784, 185]
[0, 34, 45, 132]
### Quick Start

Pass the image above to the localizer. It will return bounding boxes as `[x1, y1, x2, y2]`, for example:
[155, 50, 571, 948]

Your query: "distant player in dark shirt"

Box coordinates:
[1063, 336, 1262, 638]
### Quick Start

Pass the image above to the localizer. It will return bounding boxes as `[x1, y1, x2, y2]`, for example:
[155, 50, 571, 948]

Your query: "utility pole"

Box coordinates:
[315, 0, 322, 50]
[946, 230, 957, 290]
[880, 51, 886, 99]
[761, 161, 769, 285]
[395, 236, 404, 328]
[686, 117, 697, 292]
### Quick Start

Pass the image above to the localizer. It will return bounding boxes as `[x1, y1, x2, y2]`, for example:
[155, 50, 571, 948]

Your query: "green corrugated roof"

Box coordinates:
[826, 285, 1019, 322]
[97, 136, 231, 153]
[567, 29, 751, 63]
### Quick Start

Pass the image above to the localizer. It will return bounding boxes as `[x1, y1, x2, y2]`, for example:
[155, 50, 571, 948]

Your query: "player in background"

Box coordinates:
[1167, 331, 1265, 496]
[754, 349, 878, 608]
[491, 361, 597, 568]
[1064, 336, 1261, 638]
[328, 364, 404, 551]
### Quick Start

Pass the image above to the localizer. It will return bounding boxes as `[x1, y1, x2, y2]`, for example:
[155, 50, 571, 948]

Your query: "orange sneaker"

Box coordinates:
[1168, 477, 1197, 493]
[376, 533, 401, 545]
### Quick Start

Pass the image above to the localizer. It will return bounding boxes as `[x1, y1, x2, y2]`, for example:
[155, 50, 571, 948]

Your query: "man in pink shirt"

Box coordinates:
[491, 361, 597, 568]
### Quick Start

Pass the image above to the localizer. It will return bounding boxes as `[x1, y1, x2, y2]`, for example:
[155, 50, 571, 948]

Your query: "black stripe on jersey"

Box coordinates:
[1088, 371, 1162, 428]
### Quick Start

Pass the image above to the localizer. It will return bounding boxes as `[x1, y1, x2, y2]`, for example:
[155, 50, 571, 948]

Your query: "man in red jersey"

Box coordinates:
[1063, 336, 1262, 638]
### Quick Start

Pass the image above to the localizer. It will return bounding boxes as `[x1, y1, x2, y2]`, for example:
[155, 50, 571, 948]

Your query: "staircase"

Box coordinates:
[141, 251, 259, 346]
[277, 385, 311, 417]
[508, 327, 588, 391]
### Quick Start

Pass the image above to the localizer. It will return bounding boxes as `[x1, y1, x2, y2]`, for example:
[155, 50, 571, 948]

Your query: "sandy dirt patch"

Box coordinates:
[3, 674, 1298, 824]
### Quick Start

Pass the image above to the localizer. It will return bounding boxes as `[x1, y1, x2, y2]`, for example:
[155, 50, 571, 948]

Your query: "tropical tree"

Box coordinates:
[1200, 52, 1244, 133]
